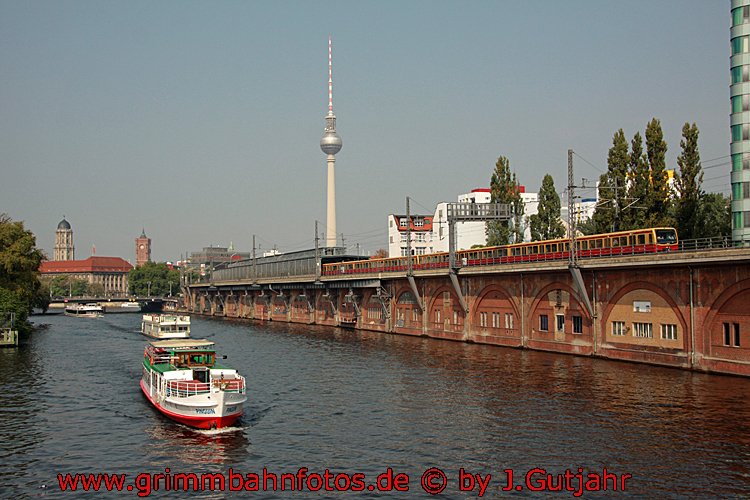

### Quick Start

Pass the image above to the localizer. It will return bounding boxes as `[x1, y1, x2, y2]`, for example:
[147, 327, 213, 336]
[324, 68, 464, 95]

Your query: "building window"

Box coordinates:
[733, 6, 750, 26]
[733, 125, 743, 142]
[492, 312, 500, 329]
[504, 313, 513, 329]
[435, 309, 441, 324]
[733, 35, 750, 55]
[745, 211, 750, 229]
[480, 311, 487, 327]
[540, 314, 549, 332]
[731, 95, 750, 114]
[736, 323, 741, 347]
[556, 314, 565, 333]
[732, 153, 750, 171]
[633, 322, 653, 338]
[414, 218, 424, 227]
[612, 321, 626, 336]
[572, 315, 583, 334]
[724, 322, 731, 346]
[399, 218, 407, 227]
[661, 324, 677, 341]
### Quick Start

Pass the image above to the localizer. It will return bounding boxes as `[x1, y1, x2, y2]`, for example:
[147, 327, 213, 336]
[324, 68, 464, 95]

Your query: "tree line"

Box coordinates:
[486, 119, 730, 246]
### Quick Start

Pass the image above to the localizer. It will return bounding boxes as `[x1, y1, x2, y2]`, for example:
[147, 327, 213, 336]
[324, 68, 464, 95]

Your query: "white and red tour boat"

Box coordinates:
[64, 303, 104, 318]
[141, 314, 191, 339]
[140, 339, 247, 429]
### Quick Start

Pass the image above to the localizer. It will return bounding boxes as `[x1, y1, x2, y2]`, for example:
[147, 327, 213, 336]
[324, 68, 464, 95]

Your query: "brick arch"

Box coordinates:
[600, 280, 687, 348]
[702, 278, 750, 356]
[425, 284, 464, 336]
[393, 286, 422, 332]
[471, 284, 519, 327]
[528, 281, 592, 340]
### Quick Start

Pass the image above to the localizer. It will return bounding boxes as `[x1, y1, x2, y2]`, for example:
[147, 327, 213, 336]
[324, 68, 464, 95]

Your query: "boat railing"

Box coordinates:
[165, 379, 212, 397]
[212, 375, 246, 394]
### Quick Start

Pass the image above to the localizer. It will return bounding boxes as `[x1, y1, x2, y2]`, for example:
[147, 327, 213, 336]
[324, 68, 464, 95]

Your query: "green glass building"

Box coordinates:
[731, 0, 750, 244]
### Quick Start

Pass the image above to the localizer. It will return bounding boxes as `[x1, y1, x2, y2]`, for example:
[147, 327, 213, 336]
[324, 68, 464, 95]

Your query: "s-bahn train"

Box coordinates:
[322, 227, 678, 276]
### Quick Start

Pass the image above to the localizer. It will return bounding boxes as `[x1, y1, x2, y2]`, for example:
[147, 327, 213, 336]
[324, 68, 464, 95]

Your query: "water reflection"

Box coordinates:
[143, 420, 250, 466]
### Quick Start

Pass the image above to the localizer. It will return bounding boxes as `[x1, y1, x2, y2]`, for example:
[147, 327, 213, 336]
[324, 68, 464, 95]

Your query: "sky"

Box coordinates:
[0, 1, 731, 262]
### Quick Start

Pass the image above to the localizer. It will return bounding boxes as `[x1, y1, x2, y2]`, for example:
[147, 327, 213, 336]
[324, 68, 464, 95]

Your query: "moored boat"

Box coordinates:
[141, 314, 190, 339]
[140, 339, 247, 429]
[64, 303, 104, 318]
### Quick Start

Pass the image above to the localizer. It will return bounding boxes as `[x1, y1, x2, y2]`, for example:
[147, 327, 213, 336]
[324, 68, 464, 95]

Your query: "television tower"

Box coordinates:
[320, 36, 342, 248]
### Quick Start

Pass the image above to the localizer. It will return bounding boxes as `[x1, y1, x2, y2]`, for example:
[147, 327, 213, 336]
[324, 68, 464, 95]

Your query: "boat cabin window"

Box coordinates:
[175, 351, 215, 367]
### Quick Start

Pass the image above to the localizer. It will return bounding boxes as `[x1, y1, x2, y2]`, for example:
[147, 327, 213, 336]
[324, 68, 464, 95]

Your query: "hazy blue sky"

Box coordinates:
[1, 1, 730, 262]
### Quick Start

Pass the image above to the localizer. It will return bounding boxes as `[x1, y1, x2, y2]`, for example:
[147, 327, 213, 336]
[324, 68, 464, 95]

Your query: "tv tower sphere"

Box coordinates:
[320, 126, 342, 155]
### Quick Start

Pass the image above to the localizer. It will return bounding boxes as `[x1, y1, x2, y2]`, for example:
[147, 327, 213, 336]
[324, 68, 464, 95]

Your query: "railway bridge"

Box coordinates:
[185, 245, 750, 377]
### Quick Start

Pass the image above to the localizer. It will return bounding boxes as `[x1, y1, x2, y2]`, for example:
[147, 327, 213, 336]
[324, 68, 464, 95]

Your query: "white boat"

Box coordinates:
[140, 339, 247, 429]
[119, 302, 141, 311]
[141, 314, 190, 339]
[64, 303, 104, 318]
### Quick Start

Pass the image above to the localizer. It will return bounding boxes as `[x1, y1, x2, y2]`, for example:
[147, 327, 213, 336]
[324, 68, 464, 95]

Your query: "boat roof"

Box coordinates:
[149, 339, 214, 349]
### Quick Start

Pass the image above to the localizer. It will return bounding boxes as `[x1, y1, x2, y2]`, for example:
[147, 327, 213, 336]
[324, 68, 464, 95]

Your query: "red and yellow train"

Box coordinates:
[322, 227, 678, 276]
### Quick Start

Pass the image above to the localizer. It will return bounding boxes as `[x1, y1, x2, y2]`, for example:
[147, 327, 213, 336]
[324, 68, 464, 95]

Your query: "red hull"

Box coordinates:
[140, 380, 242, 429]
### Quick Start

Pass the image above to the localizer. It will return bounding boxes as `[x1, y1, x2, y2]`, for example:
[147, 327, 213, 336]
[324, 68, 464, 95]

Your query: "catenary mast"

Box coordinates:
[320, 36, 343, 248]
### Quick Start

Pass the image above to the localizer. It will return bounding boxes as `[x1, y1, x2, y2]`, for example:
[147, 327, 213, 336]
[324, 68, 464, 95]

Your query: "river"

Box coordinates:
[1, 312, 749, 498]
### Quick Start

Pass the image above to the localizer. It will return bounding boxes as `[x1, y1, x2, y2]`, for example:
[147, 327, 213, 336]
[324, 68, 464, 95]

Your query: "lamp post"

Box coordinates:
[147, 281, 151, 298]
[168, 281, 173, 297]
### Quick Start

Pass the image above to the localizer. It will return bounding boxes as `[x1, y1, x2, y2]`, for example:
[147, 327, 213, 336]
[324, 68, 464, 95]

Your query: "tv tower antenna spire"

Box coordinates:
[320, 36, 343, 248]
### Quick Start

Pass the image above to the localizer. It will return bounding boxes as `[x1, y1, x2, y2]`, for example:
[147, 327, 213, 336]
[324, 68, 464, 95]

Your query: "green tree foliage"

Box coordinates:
[674, 123, 704, 240]
[623, 132, 648, 230]
[0, 214, 45, 333]
[694, 193, 731, 239]
[529, 174, 564, 241]
[592, 129, 629, 233]
[47, 275, 89, 297]
[129, 262, 181, 297]
[486, 156, 523, 246]
[645, 118, 672, 227]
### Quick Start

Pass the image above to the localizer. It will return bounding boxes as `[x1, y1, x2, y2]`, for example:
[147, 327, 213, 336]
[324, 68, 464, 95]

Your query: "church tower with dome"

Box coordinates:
[53, 217, 75, 261]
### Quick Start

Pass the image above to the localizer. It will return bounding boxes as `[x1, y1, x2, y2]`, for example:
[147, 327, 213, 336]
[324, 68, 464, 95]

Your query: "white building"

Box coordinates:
[387, 188, 542, 258]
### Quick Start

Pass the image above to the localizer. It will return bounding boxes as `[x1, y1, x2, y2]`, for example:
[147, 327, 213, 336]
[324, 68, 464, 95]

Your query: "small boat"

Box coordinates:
[119, 302, 141, 311]
[64, 303, 104, 318]
[141, 314, 190, 339]
[140, 339, 247, 429]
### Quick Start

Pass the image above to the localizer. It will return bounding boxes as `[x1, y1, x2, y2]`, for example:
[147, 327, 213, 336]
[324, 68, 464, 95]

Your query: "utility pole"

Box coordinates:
[406, 196, 413, 275]
[314, 221, 321, 281]
[567, 149, 594, 319]
[404, 196, 423, 311]
[568, 148, 577, 267]
[252, 234, 257, 284]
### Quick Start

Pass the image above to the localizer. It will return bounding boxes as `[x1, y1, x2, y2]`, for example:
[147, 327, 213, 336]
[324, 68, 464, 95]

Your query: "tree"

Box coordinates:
[487, 156, 523, 246]
[0, 214, 45, 333]
[592, 129, 629, 233]
[694, 193, 731, 239]
[529, 174, 564, 241]
[47, 275, 88, 297]
[623, 131, 648, 230]
[129, 262, 181, 297]
[674, 122, 704, 240]
[372, 249, 388, 259]
[645, 118, 672, 227]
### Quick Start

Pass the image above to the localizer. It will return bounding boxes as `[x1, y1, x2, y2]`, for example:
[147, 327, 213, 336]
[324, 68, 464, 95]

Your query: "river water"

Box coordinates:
[1, 312, 750, 498]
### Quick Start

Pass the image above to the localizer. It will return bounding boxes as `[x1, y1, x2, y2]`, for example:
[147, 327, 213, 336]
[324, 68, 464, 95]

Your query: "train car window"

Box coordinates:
[620, 237, 628, 246]
[550, 244, 558, 253]
[580, 241, 588, 250]
[610, 238, 618, 247]
[656, 229, 677, 244]
[637, 234, 645, 245]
